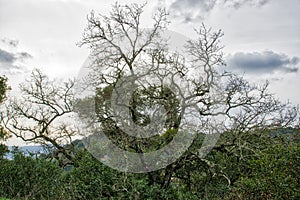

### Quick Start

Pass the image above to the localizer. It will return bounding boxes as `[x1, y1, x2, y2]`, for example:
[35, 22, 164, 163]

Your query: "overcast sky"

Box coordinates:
[1, 0, 300, 144]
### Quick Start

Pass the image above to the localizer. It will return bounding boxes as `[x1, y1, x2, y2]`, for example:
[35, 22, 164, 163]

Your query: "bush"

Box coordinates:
[228, 143, 300, 199]
[0, 148, 62, 199]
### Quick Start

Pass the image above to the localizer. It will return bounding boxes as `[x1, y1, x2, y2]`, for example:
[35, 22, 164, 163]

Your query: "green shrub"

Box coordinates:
[0, 148, 63, 199]
[228, 143, 300, 199]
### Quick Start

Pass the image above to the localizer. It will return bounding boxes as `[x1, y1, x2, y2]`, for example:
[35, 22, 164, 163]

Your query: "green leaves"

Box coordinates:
[0, 76, 8, 104]
[230, 143, 300, 199]
[0, 148, 62, 199]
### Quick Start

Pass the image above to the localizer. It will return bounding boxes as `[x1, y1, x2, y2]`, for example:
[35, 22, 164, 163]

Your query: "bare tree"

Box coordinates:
[1, 69, 76, 165]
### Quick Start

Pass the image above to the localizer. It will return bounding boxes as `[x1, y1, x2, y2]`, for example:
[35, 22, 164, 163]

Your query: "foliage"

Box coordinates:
[0, 147, 63, 199]
[0, 76, 8, 104]
[60, 149, 117, 199]
[228, 142, 300, 200]
[0, 76, 9, 158]
[0, 129, 299, 199]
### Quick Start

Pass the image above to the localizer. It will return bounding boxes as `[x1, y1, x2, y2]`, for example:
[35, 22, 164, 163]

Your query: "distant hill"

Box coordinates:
[3, 128, 298, 160]
[5, 145, 47, 160]
[4, 139, 85, 160]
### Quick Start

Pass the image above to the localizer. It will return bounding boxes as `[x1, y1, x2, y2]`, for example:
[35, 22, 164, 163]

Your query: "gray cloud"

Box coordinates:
[169, 0, 216, 22]
[167, 0, 270, 22]
[0, 48, 16, 63]
[224, 0, 269, 9]
[226, 51, 299, 74]
[0, 39, 32, 74]
[1, 38, 19, 47]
